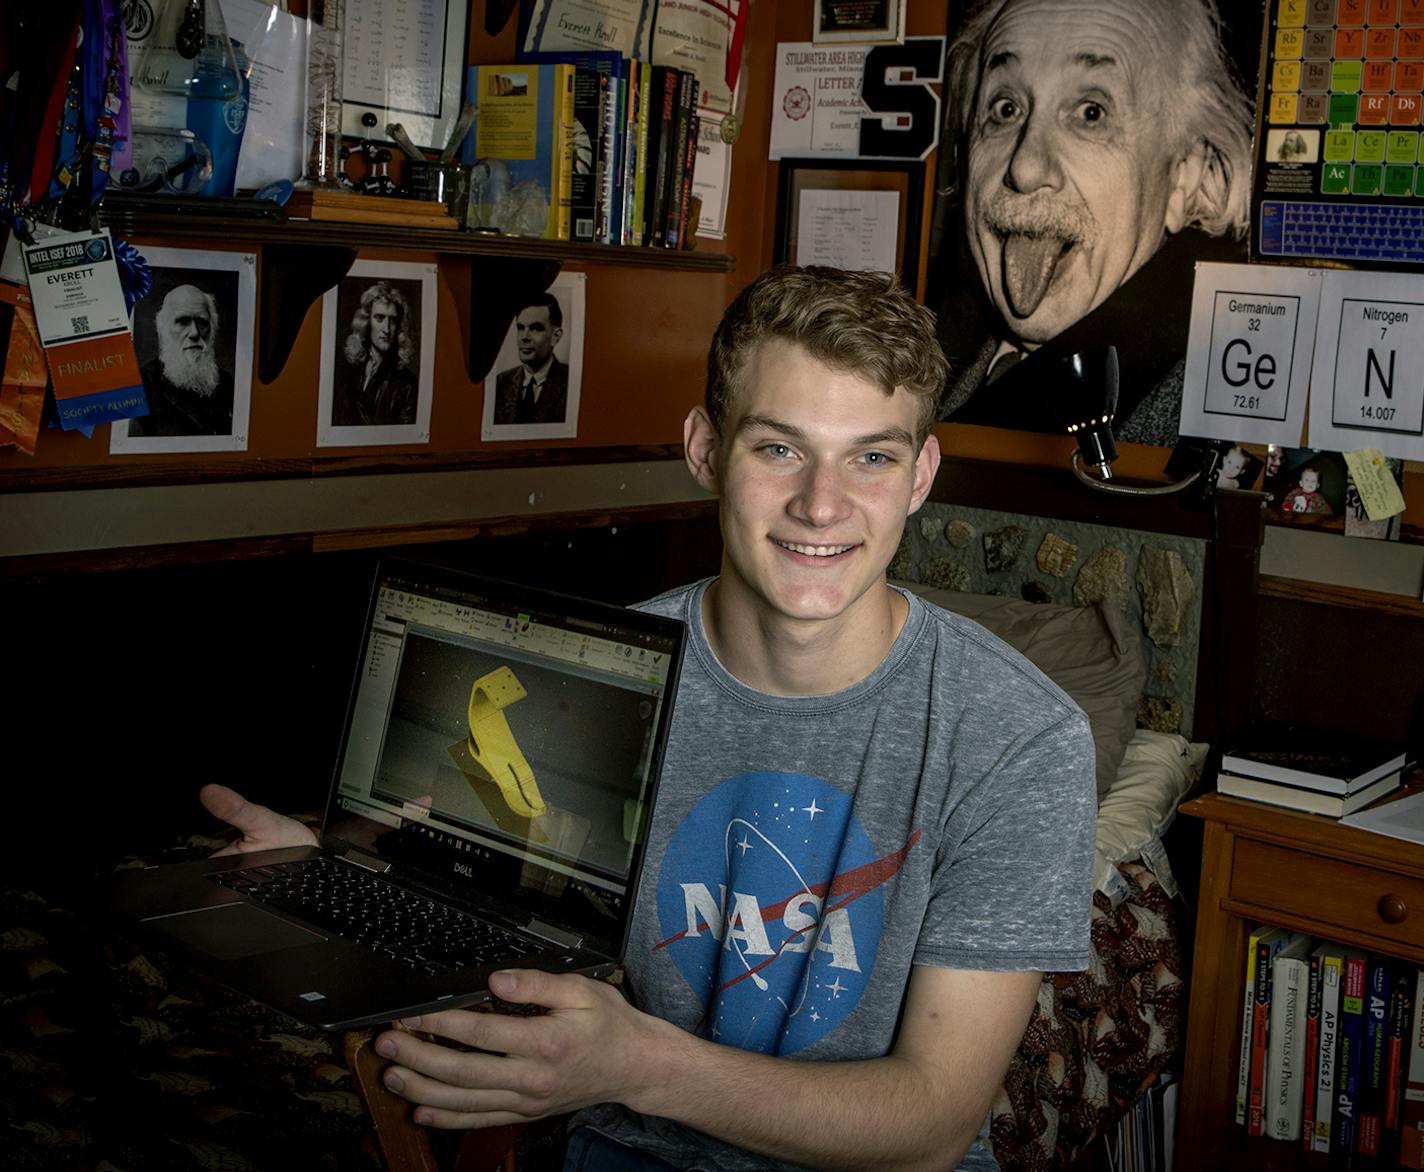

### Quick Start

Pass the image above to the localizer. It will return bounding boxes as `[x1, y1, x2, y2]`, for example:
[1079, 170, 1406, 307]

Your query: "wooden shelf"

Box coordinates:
[97, 199, 736, 383]
[1259, 573, 1424, 618]
[97, 204, 738, 270]
[1176, 789, 1424, 1169]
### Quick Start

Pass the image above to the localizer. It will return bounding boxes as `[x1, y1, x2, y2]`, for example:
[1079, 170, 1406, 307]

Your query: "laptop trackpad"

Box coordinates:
[147, 902, 325, 959]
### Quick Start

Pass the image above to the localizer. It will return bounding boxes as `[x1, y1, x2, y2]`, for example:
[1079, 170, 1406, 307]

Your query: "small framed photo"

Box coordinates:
[482, 271, 586, 442]
[813, 0, 904, 44]
[774, 158, 923, 287]
[109, 248, 256, 454]
[318, 260, 437, 448]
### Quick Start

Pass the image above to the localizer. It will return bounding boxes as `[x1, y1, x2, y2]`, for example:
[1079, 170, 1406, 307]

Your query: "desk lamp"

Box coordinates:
[1060, 347, 1215, 497]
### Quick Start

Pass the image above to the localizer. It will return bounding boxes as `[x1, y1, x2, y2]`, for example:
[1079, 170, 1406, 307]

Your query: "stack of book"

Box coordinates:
[1235, 928, 1424, 1168]
[1217, 731, 1410, 817]
[461, 54, 703, 247]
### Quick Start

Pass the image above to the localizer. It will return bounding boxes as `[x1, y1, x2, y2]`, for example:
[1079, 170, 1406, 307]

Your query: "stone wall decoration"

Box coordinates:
[892, 501, 1206, 738]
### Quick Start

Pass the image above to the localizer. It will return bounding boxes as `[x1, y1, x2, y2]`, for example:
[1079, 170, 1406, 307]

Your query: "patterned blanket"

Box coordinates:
[990, 862, 1183, 1170]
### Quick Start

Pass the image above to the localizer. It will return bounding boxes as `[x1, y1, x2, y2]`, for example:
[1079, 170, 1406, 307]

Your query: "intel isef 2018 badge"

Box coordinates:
[23, 228, 146, 431]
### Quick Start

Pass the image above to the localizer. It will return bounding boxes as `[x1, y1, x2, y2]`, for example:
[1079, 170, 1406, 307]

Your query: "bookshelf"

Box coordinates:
[1177, 789, 1424, 1168]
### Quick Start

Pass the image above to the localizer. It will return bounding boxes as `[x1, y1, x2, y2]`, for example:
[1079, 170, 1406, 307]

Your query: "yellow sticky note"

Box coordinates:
[1343, 448, 1406, 521]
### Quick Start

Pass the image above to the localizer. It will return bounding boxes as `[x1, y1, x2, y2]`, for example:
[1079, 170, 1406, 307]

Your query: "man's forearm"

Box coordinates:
[628, 1022, 984, 1172]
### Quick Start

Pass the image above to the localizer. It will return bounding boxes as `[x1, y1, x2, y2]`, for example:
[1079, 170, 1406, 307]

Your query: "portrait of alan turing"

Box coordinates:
[130, 269, 240, 437]
[925, 0, 1263, 447]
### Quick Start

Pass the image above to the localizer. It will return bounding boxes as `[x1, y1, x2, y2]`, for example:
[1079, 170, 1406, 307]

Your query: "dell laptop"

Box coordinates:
[108, 558, 685, 1030]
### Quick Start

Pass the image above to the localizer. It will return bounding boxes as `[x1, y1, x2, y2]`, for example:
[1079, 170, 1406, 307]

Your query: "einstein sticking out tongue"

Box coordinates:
[933, 0, 1254, 443]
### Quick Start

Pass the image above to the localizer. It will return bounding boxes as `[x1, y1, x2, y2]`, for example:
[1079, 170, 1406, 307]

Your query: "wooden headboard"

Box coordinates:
[914, 458, 1267, 754]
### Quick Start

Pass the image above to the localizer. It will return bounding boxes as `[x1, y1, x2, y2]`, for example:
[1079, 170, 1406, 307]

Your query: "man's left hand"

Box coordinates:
[373, 969, 666, 1129]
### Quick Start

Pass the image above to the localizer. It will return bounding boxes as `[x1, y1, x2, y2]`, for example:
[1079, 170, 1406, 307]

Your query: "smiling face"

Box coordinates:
[1299, 468, 1320, 494]
[963, 0, 1195, 343]
[686, 339, 938, 634]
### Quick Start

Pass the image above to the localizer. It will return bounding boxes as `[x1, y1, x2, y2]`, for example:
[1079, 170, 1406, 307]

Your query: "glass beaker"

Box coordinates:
[298, 0, 345, 189]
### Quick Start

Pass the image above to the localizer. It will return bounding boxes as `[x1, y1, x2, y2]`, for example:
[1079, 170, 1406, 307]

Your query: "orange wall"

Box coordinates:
[3, 0, 1418, 531]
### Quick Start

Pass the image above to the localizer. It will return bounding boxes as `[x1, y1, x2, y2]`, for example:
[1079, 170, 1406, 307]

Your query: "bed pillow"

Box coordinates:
[899, 585, 1146, 797]
[1094, 728, 1207, 894]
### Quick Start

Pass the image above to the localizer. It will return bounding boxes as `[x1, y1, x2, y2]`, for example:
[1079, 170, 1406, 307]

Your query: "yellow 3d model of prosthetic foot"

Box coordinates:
[465, 665, 546, 818]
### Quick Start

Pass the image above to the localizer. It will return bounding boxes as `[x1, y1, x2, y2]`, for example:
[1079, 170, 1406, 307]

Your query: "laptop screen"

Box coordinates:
[322, 560, 684, 955]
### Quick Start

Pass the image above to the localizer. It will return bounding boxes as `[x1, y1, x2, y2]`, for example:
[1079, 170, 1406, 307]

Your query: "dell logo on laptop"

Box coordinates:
[453, 862, 473, 878]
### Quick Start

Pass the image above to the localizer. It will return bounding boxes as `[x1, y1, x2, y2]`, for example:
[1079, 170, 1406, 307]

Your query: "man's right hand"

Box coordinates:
[200, 784, 318, 856]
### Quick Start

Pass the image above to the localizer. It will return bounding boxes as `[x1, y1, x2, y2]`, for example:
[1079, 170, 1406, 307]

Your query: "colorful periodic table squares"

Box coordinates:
[1306, 27, 1336, 56]
[1387, 129, 1420, 159]
[1265, 0, 1424, 205]
[1368, 26, 1398, 55]
[1336, 27, 1366, 55]
[1362, 92, 1393, 120]
[1365, 59, 1396, 88]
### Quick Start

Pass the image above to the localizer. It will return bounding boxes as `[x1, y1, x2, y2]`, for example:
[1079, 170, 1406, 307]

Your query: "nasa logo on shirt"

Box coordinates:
[653, 771, 918, 1055]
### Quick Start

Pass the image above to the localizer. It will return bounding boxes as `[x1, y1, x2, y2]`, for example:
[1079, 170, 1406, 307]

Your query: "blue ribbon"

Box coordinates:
[113, 237, 152, 313]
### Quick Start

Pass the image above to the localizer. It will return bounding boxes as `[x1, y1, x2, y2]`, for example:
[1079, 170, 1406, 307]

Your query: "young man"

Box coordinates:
[203, 265, 1095, 1170]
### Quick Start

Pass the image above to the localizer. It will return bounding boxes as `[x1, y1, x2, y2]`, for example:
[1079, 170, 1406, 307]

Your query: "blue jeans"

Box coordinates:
[563, 1127, 681, 1171]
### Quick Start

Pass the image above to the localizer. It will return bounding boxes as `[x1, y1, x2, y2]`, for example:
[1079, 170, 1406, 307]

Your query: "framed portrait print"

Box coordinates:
[774, 159, 923, 287]
[109, 248, 256, 455]
[481, 271, 586, 442]
[317, 260, 437, 448]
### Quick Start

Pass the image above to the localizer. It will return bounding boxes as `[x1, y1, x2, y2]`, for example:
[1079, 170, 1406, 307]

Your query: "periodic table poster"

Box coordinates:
[1254, 0, 1424, 267]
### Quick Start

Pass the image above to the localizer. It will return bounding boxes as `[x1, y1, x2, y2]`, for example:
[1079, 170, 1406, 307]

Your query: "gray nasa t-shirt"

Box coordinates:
[577, 581, 1096, 1170]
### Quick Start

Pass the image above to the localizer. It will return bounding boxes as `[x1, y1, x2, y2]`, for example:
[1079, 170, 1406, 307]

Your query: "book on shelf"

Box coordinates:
[1301, 945, 1324, 1148]
[643, 65, 681, 248]
[1401, 967, 1424, 1170]
[1384, 966, 1415, 1162]
[622, 59, 646, 245]
[1249, 929, 1312, 1136]
[1333, 950, 1369, 1157]
[568, 66, 602, 242]
[1265, 950, 1312, 1140]
[1216, 769, 1403, 817]
[463, 63, 577, 240]
[1359, 955, 1394, 1155]
[1237, 924, 1295, 1125]
[1222, 729, 1409, 793]
[1310, 942, 1346, 1153]
[663, 69, 699, 250]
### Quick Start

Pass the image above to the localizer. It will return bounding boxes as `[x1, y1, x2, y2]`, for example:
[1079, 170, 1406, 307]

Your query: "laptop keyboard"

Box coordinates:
[210, 857, 542, 975]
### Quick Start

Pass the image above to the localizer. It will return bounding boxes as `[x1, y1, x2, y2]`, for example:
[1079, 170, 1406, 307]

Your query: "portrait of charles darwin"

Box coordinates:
[129, 268, 241, 438]
[925, 0, 1264, 447]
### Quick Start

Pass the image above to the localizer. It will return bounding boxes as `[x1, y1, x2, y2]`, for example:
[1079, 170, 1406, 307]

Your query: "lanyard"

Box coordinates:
[48, 0, 125, 215]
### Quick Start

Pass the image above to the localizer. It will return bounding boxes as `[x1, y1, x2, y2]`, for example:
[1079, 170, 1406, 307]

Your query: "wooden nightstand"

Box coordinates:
[1177, 788, 1424, 1169]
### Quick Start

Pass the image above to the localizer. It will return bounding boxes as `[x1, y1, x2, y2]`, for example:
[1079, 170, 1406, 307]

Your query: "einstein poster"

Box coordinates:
[925, 0, 1266, 447]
